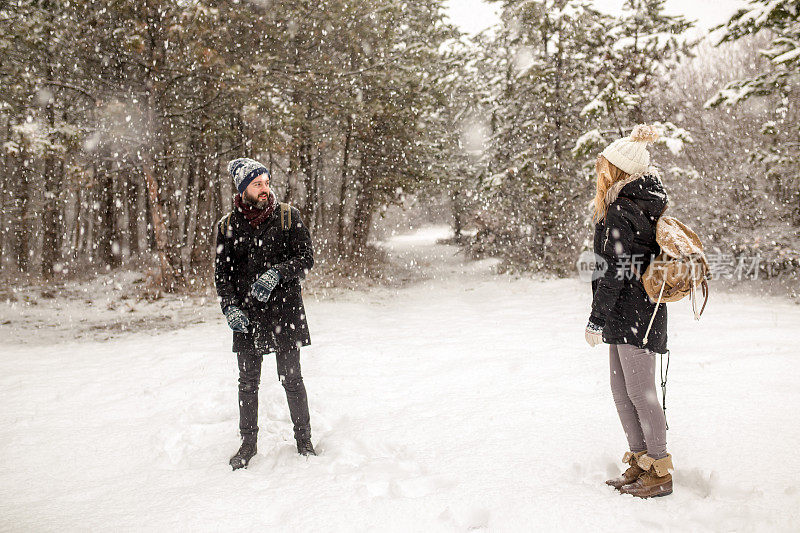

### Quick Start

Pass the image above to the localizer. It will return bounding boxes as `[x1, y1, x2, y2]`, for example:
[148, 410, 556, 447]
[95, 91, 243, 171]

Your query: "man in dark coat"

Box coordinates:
[215, 157, 316, 470]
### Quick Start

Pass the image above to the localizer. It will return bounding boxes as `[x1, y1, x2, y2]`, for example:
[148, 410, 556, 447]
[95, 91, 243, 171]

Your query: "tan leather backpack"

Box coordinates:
[635, 215, 711, 344]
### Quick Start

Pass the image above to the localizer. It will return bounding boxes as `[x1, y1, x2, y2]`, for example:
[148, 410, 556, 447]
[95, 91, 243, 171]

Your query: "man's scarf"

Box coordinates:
[234, 191, 277, 228]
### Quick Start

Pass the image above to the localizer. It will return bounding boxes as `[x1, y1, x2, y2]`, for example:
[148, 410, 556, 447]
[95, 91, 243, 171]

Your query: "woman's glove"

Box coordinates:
[251, 269, 281, 302]
[585, 321, 604, 347]
[224, 306, 250, 333]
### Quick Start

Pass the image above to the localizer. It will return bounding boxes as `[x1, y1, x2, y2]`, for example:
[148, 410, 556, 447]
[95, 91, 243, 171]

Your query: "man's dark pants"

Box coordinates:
[237, 346, 311, 441]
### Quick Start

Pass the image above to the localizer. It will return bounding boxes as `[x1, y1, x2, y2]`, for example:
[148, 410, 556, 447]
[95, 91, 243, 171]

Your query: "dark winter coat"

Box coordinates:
[215, 203, 314, 355]
[590, 171, 669, 354]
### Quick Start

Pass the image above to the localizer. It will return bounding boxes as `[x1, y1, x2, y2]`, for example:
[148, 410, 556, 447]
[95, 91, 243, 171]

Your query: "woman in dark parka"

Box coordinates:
[585, 125, 674, 498]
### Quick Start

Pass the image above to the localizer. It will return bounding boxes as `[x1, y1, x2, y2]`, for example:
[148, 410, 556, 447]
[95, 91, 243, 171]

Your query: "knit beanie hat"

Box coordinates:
[600, 124, 660, 175]
[228, 158, 270, 194]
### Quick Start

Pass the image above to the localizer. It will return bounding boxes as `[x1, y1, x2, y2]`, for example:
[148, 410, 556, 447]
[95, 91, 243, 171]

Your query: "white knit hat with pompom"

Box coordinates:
[600, 124, 660, 175]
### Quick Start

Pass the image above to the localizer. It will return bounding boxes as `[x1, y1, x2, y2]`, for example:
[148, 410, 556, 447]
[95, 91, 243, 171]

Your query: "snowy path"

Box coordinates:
[2, 227, 799, 532]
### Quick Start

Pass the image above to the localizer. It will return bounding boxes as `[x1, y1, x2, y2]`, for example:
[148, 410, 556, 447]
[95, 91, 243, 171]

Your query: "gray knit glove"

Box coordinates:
[224, 306, 250, 333]
[251, 269, 281, 303]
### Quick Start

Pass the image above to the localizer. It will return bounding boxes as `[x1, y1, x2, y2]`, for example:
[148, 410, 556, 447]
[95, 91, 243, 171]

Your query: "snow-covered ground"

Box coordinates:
[1, 226, 798, 532]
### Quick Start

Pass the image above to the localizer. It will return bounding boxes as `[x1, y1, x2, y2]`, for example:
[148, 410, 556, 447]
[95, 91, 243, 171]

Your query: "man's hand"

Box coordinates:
[251, 269, 281, 303]
[585, 321, 603, 347]
[224, 306, 250, 333]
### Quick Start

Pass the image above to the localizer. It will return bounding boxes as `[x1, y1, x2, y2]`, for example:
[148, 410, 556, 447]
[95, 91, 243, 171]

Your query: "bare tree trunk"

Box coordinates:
[313, 143, 323, 233]
[184, 145, 202, 275]
[84, 175, 96, 265]
[177, 141, 193, 274]
[41, 152, 60, 279]
[12, 144, 30, 273]
[70, 185, 84, 262]
[141, 158, 175, 290]
[299, 107, 316, 226]
[40, 63, 62, 279]
[190, 144, 214, 273]
[161, 135, 182, 282]
[337, 116, 353, 255]
[451, 188, 464, 238]
[351, 161, 374, 258]
[216, 143, 233, 214]
[286, 135, 300, 204]
[177, 152, 191, 254]
[301, 138, 316, 228]
[0, 118, 11, 271]
[140, 0, 175, 291]
[95, 163, 118, 268]
[126, 169, 140, 257]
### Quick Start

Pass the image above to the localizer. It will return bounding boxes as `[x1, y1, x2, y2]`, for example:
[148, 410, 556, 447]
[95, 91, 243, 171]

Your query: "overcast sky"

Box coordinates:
[445, 0, 749, 36]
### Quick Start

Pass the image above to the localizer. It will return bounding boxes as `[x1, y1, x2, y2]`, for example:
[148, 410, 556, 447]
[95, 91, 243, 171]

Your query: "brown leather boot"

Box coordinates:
[606, 450, 647, 489]
[620, 454, 673, 498]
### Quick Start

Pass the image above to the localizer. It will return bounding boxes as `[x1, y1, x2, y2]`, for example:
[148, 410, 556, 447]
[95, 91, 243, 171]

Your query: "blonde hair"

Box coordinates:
[593, 155, 629, 223]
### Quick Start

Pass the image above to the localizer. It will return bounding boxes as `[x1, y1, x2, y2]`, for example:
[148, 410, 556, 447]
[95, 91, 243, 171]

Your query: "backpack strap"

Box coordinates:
[218, 211, 234, 237]
[691, 279, 709, 319]
[660, 350, 670, 431]
[280, 202, 291, 231]
[643, 279, 666, 345]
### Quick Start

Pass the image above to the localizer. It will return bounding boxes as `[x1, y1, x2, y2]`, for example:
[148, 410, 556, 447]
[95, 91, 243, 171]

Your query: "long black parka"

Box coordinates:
[214, 203, 314, 354]
[590, 171, 669, 354]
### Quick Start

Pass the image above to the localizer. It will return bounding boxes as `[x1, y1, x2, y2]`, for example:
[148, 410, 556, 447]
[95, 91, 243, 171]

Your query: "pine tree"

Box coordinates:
[706, 0, 800, 224]
[0, 0, 465, 287]
[470, 0, 611, 272]
[574, 0, 694, 160]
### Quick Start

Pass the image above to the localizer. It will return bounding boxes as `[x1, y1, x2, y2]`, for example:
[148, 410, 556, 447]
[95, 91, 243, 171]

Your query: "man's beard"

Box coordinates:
[243, 190, 271, 209]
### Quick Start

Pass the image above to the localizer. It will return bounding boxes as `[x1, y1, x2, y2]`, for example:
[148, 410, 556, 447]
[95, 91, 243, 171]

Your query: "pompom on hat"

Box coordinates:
[228, 157, 270, 194]
[600, 124, 660, 175]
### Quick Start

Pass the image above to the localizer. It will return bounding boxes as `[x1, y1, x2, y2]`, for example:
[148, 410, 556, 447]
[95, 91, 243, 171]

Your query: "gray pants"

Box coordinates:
[609, 344, 667, 459]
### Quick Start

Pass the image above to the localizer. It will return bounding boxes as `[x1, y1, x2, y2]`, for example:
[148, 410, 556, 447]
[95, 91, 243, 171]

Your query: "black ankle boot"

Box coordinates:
[230, 437, 257, 470]
[296, 438, 316, 456]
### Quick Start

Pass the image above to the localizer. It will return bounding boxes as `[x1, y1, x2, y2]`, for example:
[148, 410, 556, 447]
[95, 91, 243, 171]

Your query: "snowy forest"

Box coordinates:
[1, 0, 798, 290]
[3, 1, 800, 530]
